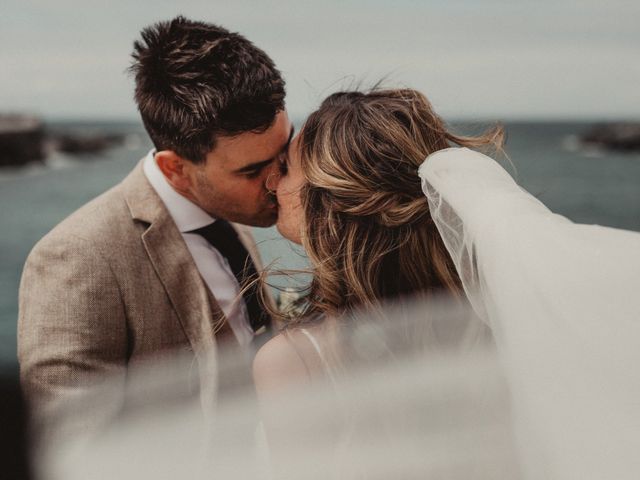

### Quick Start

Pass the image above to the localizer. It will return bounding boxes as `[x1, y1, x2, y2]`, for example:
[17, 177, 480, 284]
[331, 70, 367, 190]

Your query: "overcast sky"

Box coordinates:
[2, 0, 639, 121]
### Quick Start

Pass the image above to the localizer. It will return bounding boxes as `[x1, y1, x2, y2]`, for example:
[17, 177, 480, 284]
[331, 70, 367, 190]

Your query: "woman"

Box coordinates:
[253, 88, 503, 389]
[256, 88, 640, 480]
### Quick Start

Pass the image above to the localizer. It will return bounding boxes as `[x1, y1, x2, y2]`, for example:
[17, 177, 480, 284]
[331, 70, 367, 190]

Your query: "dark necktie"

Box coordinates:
[191, 220, 270, 333]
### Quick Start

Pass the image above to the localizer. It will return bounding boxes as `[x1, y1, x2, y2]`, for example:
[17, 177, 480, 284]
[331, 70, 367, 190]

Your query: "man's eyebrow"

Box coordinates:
[234, 126, 295, 174]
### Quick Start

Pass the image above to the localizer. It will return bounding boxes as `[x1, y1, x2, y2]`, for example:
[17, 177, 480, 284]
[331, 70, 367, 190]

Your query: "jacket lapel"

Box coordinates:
[121, 161, 221, 355]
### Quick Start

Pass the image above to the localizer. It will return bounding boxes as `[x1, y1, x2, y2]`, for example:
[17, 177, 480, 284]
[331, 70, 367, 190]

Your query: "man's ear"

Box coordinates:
[155, 150, 195, 194]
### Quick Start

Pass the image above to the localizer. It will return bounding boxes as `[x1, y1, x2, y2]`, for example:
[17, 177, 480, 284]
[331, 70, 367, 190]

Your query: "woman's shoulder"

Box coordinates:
[253, 325, 329, 394]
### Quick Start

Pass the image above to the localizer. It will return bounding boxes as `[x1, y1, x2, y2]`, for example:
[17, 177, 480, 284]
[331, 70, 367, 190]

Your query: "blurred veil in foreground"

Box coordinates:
[38, 297, 514, 480]
[35, 148, 640, 479]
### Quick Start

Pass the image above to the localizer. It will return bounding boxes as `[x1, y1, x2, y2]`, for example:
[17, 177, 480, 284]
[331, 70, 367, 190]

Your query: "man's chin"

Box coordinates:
[229, 209, 278, 228]
[252, 217, 278, 228]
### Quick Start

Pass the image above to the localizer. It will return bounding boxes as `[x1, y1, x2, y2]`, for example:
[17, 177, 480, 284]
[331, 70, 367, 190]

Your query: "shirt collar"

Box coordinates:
[142, 149, 216, 232]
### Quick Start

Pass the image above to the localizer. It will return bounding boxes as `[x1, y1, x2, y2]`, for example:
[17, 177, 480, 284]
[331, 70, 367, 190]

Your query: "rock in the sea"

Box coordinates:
[51, 133, 124, 155]
[0, 114, 128, 167]
[581, 123, 640, 152]
[0, 115, 45, 167]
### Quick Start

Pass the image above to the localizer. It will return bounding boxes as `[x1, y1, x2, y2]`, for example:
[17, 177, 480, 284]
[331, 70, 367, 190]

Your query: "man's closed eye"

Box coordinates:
[236, 158, 274, 179]
[244, 167, 264, 179]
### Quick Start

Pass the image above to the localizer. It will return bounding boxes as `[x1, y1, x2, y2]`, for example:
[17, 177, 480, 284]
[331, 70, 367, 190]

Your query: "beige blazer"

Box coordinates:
[18, 160, 268, 430]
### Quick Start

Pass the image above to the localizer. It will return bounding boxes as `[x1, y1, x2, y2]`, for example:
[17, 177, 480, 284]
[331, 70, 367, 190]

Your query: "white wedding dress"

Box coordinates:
[420, 147, 640, 479]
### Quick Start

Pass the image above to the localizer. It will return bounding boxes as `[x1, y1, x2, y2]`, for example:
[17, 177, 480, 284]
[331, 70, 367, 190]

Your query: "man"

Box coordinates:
[18, 16, 292, 431]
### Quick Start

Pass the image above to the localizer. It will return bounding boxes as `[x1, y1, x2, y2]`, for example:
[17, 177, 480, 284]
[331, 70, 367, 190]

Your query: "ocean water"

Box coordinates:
[1, 120, 639, 371]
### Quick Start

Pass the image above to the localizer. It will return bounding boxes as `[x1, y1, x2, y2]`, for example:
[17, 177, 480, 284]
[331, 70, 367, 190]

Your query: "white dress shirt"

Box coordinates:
[143, 150, 254, 346]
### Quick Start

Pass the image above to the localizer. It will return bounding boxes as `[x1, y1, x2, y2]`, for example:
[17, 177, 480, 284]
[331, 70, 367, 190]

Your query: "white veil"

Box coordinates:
[420, 147, 640, 479]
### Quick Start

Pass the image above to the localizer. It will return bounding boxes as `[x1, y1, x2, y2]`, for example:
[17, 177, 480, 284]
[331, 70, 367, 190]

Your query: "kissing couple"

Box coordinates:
[18, 15, 640, 478]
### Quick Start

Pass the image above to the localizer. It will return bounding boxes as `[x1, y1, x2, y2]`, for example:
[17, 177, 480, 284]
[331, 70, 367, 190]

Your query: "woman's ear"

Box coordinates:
[154, 150, 194, 194]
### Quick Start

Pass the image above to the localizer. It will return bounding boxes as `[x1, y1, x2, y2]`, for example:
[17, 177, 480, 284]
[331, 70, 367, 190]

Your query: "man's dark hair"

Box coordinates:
[130, 16, 286, 163]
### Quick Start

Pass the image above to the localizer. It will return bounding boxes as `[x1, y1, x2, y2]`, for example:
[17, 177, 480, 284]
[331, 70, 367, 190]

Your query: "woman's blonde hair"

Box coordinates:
[278, 88, 503, 324]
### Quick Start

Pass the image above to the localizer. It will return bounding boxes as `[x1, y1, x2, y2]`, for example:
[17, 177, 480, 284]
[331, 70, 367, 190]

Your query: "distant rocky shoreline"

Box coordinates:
[580, 123, 640, 152]
[0, 114, 125, 168]
[1, 115, 639, 169]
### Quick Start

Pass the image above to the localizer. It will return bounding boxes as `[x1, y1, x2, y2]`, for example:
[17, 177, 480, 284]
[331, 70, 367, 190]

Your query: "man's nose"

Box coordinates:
[265, 168, 281, 194]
